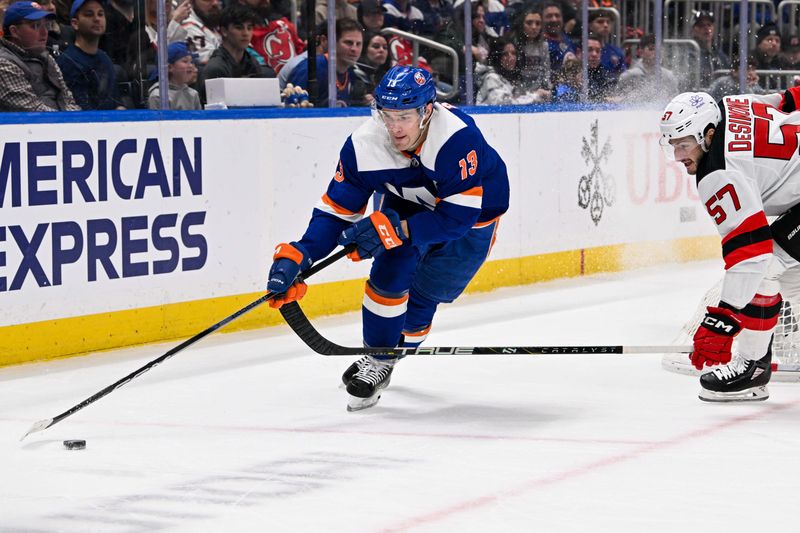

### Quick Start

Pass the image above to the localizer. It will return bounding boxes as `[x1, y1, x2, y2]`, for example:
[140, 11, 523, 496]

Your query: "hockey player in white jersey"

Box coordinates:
[659, 89, 800, 401]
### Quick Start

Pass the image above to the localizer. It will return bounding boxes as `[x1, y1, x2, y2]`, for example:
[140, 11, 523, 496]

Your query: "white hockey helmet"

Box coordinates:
[659, 92, 721, 157]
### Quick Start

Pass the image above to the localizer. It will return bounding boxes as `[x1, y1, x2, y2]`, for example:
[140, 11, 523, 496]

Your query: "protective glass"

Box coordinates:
[376, 107, 424, 128]
[660, 136, 700, 161]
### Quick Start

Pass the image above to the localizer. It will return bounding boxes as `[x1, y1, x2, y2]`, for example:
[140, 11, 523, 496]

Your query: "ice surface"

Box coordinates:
[3, 259, 800, 532]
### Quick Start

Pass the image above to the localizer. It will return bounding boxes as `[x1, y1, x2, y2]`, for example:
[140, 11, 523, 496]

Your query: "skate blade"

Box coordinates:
[347, 393, 382, 412]
[698, 386, 769, 403]
[661, 354, 701, 377]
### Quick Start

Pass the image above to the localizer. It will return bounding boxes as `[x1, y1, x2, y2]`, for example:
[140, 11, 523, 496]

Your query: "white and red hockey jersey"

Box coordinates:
[697, 88, 800, 308]
[251, 18, 305, 74]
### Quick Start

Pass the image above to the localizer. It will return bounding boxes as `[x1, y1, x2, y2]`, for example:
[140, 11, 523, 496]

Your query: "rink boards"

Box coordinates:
[0, 106, 718, 366]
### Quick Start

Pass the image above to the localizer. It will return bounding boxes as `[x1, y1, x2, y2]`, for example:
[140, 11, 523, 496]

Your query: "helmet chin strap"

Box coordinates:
[408, 104, 434, 150]
[699, 128, 715, 152]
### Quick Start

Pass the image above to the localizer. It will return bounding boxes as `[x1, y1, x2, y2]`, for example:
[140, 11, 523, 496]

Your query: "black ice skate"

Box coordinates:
[346, 355, 395, 412]
[699, 350, 772, 402]
[341, 356, 371, 387]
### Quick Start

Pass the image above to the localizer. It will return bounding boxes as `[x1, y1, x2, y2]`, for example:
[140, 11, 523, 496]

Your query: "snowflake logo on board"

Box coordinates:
[578, 119, 615, 225]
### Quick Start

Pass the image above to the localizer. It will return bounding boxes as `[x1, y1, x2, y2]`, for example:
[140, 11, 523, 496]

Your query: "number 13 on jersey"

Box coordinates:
[459, 150, 478, 180]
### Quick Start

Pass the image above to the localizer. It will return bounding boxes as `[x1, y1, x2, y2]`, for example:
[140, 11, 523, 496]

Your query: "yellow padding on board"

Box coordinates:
[0, 278, 365, 367]
[0, 236, 719, 367]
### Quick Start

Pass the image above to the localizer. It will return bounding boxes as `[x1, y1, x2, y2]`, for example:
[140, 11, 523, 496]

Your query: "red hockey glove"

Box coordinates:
[690, 306, 742, 370]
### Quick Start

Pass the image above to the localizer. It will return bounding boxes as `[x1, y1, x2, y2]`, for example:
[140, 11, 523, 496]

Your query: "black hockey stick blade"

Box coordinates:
[21, 246, 354, 441]
[279, 301, 693, 356]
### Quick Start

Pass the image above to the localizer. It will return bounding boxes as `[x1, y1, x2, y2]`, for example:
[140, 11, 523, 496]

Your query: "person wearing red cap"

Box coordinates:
[0, 1, 80, 110]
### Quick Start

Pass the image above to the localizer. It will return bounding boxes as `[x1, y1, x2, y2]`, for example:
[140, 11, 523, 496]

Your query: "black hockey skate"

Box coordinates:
[346, 356, 395, 412]
[341, 356, 371, 387]
[699, 350, 772, 402]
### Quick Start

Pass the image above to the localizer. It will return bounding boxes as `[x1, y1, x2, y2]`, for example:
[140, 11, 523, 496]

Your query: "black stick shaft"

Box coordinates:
[279, 301, 691, 356]
[40, 247, 351, 431]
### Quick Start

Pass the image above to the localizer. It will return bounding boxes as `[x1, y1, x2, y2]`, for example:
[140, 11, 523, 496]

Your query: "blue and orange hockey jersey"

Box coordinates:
[297, 103, 510, 261]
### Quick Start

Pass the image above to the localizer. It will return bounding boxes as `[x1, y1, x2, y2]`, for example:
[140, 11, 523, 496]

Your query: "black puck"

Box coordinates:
[63, 439, 86, 450]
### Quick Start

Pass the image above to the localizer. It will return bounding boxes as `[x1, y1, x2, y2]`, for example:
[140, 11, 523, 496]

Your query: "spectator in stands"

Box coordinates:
[99, 0, 136, 66]
[237, 0, 303, 74]
[587, 10, 625, 80]
[508, 7, 550, 99]
[148, 41, 201, 109]
[436, 1, 495, 99]
[559, 0, 580, 39]
[783, 46, 800, 71]
[147, 0, 187, 45]
[615, 33, 678, 103]
[473, 1, 497, 64]
[781, 32, 800, 70]
[279, 19, 326, 89]
[458, 0, 507, 36]
[36, 0, 70, 57]
[287, 18, 365, 106]
[560, 0, 617, 41]
[585, 33, 615, 101]
[357, 0, 384, 34]
[414, 0, 452, 39]
[687, 10, 729, 89]
[0, 1, 80, 110]
[754, 23, 786, 89]
[52, 0, 70, 23]
[123, 0, 190, 107]
[358, 31, 391, 89]
[541, 1, 575, 77]
[383, 0, 423, 33]
[476, 35, 546, 105]
[56, 0, 123, 109]
[382, 0, 430, 71]
[708, 54, 765, 101]
[201, 4, 267, 93]
[314, 0, 356, 27]
[552, 56, 581, 103]
[173, 0, 222, 64]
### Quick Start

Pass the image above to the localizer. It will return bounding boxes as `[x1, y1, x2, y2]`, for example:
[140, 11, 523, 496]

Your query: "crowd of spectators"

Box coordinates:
[2, 0, 800, 111]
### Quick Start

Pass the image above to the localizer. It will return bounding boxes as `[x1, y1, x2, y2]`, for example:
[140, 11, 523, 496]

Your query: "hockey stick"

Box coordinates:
[279, 301, 693, 356]
[20, 246, 353, 441]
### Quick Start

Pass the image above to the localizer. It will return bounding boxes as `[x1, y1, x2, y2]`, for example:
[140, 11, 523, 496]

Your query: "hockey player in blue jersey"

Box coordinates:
[267, 65, 510, 411]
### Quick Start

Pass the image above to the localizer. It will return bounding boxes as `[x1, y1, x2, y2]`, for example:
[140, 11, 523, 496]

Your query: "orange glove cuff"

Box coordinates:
[269, 281, 308, 309]
[273, 243, 305, 264]
[369, 212, 403, 250]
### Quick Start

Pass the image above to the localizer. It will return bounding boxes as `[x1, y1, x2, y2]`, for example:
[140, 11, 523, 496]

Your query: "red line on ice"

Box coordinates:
[377, 400, 799, 533]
